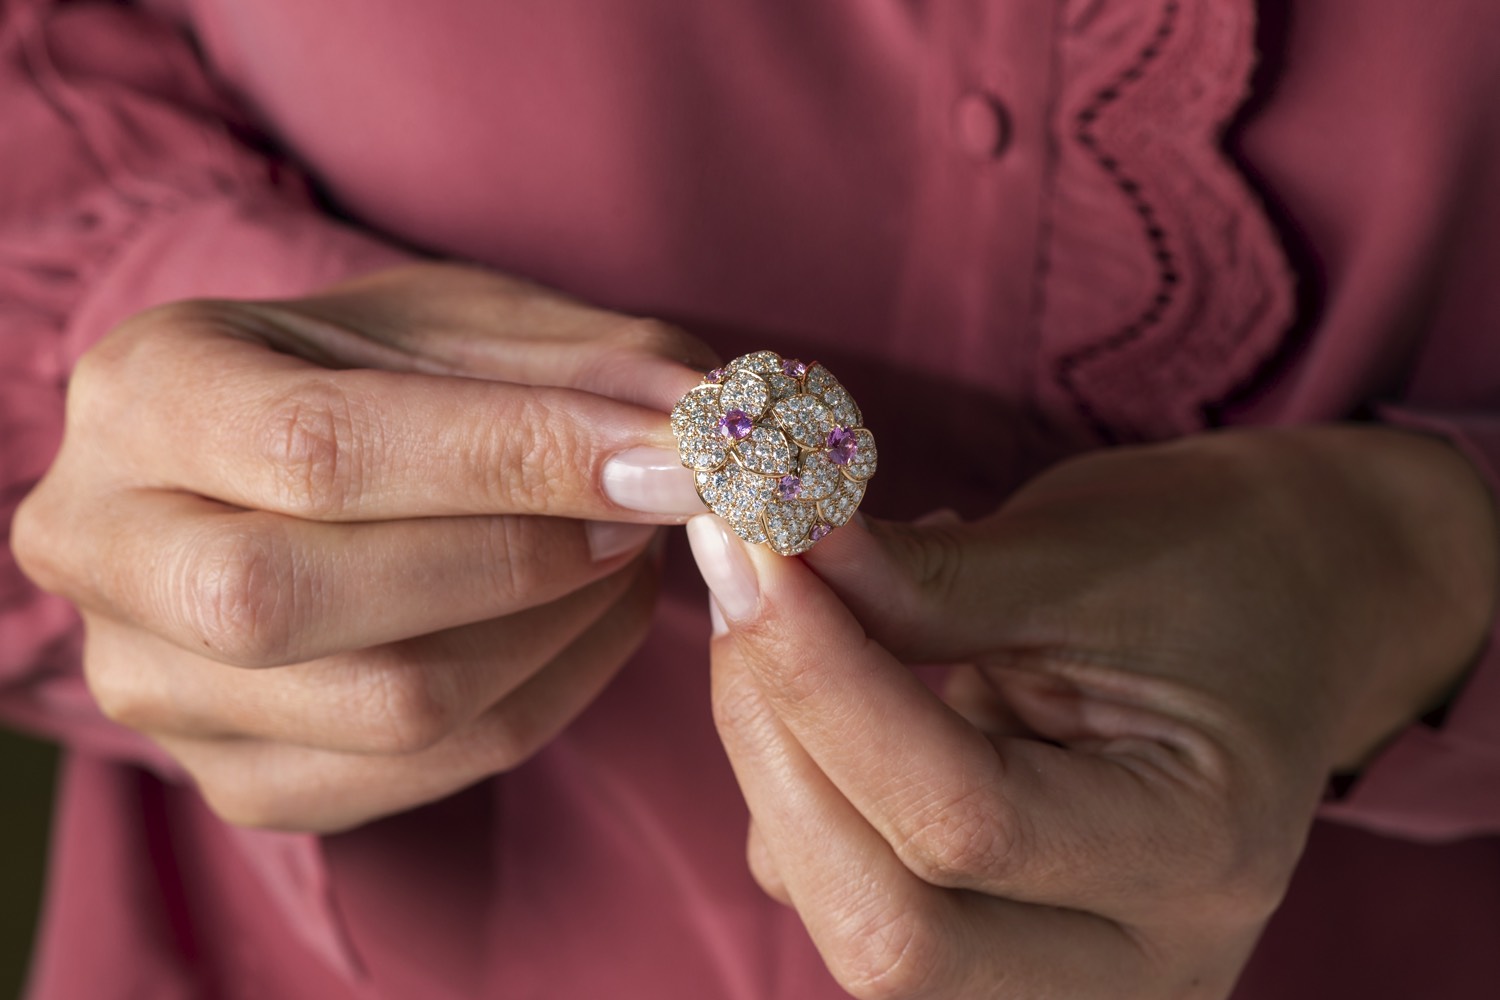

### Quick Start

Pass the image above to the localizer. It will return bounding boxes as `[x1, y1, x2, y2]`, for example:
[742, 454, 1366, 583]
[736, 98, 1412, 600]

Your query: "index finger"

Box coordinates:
[88, 316, 705, 522]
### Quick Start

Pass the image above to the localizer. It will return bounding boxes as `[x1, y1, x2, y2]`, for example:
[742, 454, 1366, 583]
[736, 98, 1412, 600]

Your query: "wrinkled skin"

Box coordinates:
[14, 263, 714, 832]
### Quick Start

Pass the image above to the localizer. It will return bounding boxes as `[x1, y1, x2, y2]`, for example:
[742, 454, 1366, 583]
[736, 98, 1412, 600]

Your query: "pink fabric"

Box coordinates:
[2, 0, 1499, 996]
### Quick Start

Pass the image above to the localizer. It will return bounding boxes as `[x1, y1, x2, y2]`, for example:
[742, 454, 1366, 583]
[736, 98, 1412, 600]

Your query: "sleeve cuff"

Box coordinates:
[1319, 405, 1500, 841]
[1, 191, 415, 766]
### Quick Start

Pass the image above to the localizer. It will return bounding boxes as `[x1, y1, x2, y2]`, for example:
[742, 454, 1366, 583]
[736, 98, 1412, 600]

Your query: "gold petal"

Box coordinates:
[670, 385, 728, 472]
[804, 363, 862, 426]
[719, 369, 771, 420]
[841, 427, 878, 482]
[818, 476, 866, 526]
[731, 516, 769, 546]
[822, 383, 862, 428]
[726, 350, 783, 376]
[797, 448, 842, 501]
[732, 424, 794, 476]
[765, 372, 800, 401]
[695, 465, 774, 524]
[770, 393, 837, 449]
[764, 500, 820, 556]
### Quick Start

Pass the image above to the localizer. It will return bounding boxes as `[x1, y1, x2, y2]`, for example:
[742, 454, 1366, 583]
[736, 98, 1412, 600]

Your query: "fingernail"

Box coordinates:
[686, 514, 760, 623]
[586, 521, 658, 561]
[708, 595, 728, 638]
[602, 446, 704, 516]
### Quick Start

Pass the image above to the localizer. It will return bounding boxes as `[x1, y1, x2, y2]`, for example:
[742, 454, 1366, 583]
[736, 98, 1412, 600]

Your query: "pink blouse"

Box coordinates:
[3, 1, 1499, 996]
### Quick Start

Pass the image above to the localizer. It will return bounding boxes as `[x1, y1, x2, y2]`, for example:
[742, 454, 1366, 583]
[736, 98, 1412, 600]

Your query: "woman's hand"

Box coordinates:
[689, 426, 1497, 999]
[13, 263, 713, 832]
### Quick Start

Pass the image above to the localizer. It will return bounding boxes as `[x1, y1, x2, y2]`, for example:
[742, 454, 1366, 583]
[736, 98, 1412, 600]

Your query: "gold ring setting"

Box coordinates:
[671, 351, 877, 555]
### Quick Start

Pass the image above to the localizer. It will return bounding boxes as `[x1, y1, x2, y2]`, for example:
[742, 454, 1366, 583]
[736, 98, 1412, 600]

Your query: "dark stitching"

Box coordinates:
[1054, 0, 1181, 443]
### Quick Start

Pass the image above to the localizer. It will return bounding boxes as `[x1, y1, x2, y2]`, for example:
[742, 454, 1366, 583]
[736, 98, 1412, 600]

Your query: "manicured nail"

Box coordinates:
[707, 595, 728, 638]
[602, 446, 704, 516]
[686, 515, 760, 623]
[586, 521, 658, 561]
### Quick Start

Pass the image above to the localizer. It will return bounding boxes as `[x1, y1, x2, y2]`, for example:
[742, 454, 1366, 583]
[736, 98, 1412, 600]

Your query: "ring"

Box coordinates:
[671, 350, 877, 555]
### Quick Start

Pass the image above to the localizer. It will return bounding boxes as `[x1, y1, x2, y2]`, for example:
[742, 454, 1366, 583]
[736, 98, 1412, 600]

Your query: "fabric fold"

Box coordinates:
[0, 0, 414, 984]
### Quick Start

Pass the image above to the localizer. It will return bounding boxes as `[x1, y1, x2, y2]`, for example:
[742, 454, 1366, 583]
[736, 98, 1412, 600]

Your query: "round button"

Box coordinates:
[952, 91, 1011, 160]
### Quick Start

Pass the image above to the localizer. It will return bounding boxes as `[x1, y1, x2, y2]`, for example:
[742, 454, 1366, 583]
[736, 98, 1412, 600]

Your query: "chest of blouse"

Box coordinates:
[156, 0, 1500, 494]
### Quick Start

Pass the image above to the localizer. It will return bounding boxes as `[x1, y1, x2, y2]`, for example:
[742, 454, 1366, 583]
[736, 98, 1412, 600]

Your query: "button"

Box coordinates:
[952, 91, 1010, 160]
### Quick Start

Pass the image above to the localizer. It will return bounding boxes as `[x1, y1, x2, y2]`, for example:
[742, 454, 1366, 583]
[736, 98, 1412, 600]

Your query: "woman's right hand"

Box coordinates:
[13, 263, 713, 832]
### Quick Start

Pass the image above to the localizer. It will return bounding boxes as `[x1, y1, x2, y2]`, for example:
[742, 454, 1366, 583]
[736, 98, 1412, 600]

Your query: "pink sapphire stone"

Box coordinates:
[782, 358, 808, 378]
[826, 426, 858, 466]
[776, 475, 802, 501]
[809, 524, 832, 543]
[706, 367, 727, 383]
[717, 409, 753, 440]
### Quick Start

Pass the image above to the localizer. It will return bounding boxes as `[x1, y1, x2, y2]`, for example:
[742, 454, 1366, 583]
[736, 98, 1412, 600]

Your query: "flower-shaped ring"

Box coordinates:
[670, 351, 877, 555]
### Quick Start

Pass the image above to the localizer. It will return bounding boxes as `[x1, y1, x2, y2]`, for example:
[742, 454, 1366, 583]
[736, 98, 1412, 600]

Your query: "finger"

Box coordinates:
[690, 515, 1224, 918]
[261, 263, 720, 410]
[712, 640, 1144, 999]
[81, 315, 703, 521]
[940, 663, 1038, 737]
[913, 507, 964, 527]
[81, 559, 643, 750]
[69, 490, 654, 668]
[800, 514, 1048, 664]
[792, 514, 951, 661]
[154, 554, 660, 833]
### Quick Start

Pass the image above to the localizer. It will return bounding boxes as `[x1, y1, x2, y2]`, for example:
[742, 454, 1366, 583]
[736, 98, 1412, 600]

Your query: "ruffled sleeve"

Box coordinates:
[1318, 407, 1500, 841]
[0, 0, 412, 764]
[0, 2, 414, 981]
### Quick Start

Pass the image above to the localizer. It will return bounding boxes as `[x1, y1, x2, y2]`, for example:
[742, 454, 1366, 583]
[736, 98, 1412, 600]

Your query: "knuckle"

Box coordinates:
[745, 829, 786, 902]
[176, 524, 298, 666]
[709, 670, 777, 747]
[351, 664, 460, 755]
[198, 778, 294, 831]
[185, 751, 327, 833]
[9, 486, 68, 594]
[480, 392, 570, 513]
[476, 714, 536, 773]
[894, 785, 1018, 889]
[737, 623, 845, 714]
[82, 648, 154, 731]
[826, 906, 946, 1000]
[1149, 756, 1292, 926]
[465, 698, 550, 775]
[479, 516, 551, 601]
[907, 525, 967, 629]
[1195, 822, 1291, 924]
[254, 379, 371, 518]
[68, 301, 213, 426]
[63, 346, 120, 432]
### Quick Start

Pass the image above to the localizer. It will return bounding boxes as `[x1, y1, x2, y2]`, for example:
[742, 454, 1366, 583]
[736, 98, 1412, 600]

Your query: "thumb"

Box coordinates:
[800, 513, 1032, 664]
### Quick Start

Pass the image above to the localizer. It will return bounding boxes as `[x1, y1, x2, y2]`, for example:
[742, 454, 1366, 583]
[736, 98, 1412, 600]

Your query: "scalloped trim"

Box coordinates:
[1043, 0, 1297, 442]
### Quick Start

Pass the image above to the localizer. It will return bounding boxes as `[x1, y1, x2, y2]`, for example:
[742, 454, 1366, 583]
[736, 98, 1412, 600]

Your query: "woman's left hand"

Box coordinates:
[688, 425, 1497, 999]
